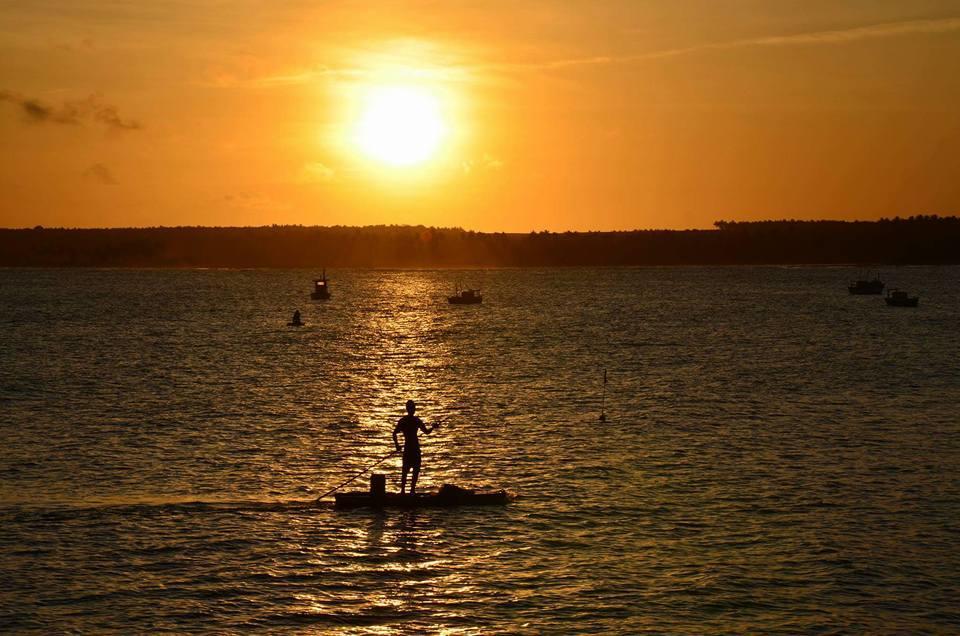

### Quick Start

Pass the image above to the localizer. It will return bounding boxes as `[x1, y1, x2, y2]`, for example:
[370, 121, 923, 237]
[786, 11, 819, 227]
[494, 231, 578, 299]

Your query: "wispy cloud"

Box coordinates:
[739, 17, 960, 47]
[300, 162, 336, 183]
[205, 38, 476, 89]
[82, 163, 117, 185]
[0, 89, 78, 124]
[210, 17, 960, 90]
[223, 192, 291, 213]
[55, 37, 96, 52]
[462, 153, 504, 175]
[207, 63, 468, 89]
[507, 17, 960, 72]
[0, 90, 142, 130]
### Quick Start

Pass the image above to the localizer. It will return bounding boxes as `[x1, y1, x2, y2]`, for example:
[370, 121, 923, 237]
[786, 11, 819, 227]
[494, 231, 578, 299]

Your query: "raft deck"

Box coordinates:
[334, 488, 509, 510]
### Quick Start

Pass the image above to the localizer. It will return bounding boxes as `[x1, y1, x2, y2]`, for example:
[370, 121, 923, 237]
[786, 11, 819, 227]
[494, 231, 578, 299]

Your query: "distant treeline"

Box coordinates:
[2, 216, 959, 267]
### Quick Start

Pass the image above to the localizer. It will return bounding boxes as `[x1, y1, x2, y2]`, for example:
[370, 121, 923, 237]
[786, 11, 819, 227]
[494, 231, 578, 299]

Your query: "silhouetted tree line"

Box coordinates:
[1, 218, 958, 267]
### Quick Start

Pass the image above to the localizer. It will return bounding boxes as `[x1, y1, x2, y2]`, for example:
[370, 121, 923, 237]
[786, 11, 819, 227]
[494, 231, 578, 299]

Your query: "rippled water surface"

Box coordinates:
[2, 267, 959, 633]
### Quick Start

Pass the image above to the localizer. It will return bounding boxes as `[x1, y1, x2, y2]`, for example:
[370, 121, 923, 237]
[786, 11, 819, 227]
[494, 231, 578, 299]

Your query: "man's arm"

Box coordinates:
[419, 419, 439, 434]
[393, 422, 402, 452]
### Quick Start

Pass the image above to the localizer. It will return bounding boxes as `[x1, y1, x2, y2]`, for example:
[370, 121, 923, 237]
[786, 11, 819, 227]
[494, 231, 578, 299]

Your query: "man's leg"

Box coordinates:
[400, 464, 409, 494]
[410, 466, 420, 493]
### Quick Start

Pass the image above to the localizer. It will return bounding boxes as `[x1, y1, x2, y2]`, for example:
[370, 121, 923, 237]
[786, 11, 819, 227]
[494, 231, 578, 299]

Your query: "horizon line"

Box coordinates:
[3, 216, 954, 233]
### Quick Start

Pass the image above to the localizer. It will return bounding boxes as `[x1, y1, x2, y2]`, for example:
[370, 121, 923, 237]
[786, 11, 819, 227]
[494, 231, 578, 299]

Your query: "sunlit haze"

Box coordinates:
[1, 1, 959, 230]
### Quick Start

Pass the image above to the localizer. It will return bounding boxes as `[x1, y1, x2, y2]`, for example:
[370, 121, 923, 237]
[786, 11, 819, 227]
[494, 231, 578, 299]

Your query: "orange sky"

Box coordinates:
[1, 1, 959, 231]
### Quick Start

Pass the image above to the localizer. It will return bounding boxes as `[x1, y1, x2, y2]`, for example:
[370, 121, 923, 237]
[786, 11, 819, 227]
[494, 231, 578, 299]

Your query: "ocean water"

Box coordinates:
[1, 266, 958, 633]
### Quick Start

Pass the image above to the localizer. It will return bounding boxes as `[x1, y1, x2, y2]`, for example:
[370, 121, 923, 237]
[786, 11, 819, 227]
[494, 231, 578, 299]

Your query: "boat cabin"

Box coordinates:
[311, 271, 331, 300]
[848, 274, 884, 295]
[885, 289, 919, 307]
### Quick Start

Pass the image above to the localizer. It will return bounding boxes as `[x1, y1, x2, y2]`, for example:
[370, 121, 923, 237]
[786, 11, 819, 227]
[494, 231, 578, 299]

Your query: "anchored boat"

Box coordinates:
[848, 274, 884, 295]
[311, 270, 331, 300]
[885, 289, 919, 307]
[448, 286, 482, 304]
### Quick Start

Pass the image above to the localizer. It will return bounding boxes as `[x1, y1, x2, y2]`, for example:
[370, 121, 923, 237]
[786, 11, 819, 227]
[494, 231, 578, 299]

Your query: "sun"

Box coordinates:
[354, 85, 446, 166]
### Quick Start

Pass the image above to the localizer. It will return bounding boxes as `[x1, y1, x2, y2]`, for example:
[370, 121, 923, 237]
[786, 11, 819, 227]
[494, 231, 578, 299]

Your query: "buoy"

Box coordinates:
[599, 369, 607, 422]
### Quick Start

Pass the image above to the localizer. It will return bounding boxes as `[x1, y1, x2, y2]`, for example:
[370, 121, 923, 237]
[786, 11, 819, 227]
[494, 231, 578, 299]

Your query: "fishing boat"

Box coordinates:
[311, 270, 331, 300]
[448, 286, 482, 304]
[848, 274, 884, 295]
[335, 483, 509, 509]
[885, 289, 919, 307]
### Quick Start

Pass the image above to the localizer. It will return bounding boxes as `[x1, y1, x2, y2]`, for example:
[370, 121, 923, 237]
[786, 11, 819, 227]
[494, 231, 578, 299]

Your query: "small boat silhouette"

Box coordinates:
[885, 289, 919, 307]
[448, 285, 482, 304]
[311, 269, 331, 300]
[849, 273, 884, 295]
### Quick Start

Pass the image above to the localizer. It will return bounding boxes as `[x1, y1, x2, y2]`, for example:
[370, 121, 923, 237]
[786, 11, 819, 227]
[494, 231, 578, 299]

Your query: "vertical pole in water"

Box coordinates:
[599, 369, 607, 422]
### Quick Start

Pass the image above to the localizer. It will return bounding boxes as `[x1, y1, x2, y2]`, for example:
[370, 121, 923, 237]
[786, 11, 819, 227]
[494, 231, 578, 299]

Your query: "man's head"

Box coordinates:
[406, 400, 416, 415]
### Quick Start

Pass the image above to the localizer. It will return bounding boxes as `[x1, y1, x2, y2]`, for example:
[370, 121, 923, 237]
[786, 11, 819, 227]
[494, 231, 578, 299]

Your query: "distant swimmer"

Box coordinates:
[392, 400, 439, 494]
[290, 309, 303, 326]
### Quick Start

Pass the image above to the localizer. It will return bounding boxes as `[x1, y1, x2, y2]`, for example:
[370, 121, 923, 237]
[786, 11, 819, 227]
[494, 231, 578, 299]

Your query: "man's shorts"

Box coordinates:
[402, 446, 422, 470]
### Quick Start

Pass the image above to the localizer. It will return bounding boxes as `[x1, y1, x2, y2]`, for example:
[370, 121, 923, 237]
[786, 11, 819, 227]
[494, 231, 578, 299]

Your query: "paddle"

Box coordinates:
[314, 449, 400, 502]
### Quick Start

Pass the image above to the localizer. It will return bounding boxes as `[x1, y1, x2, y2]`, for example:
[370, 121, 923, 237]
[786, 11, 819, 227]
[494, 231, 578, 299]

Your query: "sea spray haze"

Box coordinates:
[1, 267, 959, 633]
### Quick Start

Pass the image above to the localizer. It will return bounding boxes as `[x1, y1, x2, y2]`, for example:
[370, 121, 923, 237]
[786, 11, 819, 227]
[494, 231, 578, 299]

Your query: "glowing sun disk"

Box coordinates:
[354, 86, 446, 166]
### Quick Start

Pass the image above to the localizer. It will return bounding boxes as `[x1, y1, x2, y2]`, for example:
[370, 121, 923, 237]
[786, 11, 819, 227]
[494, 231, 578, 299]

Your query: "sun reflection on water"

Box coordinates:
[343, 273, 462, 493]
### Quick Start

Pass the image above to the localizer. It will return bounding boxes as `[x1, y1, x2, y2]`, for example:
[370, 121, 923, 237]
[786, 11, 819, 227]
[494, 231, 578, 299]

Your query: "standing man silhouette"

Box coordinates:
[393, 400, 438, 494]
